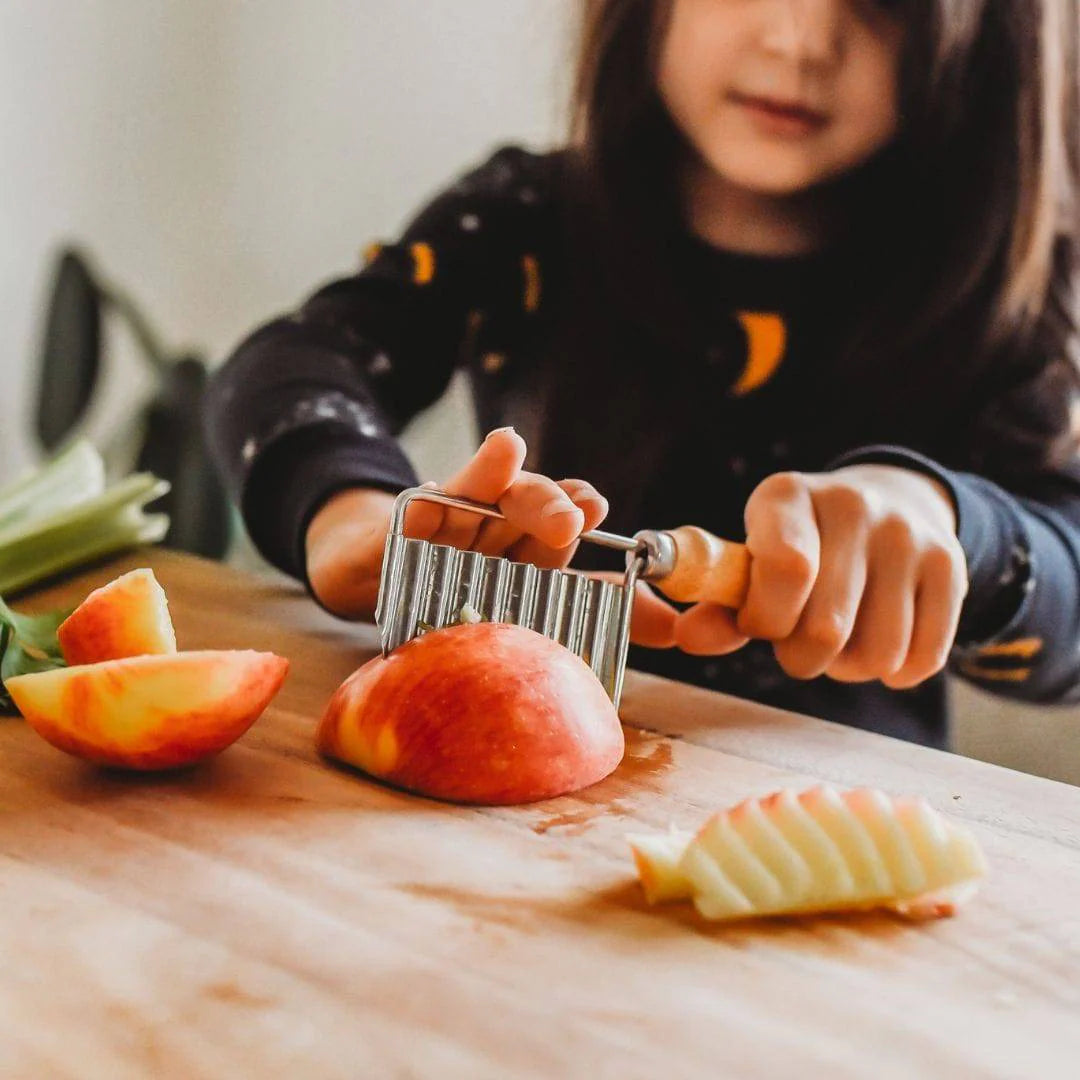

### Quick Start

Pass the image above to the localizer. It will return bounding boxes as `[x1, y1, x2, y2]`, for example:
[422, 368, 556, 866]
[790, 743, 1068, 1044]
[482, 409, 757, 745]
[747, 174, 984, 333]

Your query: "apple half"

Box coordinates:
[317, 621, 624, 805]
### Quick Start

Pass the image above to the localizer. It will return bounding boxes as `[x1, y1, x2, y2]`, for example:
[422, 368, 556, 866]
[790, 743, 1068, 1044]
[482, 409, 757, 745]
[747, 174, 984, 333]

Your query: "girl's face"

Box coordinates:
[657, 0, 905, 196]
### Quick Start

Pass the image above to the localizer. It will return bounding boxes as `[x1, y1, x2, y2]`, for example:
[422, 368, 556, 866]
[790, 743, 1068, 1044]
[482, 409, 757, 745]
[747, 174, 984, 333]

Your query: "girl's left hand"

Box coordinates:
[673, 465, 969, 688]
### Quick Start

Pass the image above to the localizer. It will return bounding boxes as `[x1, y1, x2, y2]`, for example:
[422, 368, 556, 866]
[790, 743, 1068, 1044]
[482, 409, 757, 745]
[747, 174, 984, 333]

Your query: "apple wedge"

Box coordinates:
[318, 622, 624, 805]
[6, 650, 288, 770]
[57, 568, 176, 665]
[629, 785, 987, 922]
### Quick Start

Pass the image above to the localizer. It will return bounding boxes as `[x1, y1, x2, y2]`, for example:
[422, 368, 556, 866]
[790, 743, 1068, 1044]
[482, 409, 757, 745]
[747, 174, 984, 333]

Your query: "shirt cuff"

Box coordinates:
[241, 426, 418, 584]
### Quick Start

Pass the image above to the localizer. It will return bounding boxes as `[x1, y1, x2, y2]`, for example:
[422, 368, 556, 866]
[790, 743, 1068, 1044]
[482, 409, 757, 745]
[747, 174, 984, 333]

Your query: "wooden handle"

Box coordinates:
[655, 526, 751, 609]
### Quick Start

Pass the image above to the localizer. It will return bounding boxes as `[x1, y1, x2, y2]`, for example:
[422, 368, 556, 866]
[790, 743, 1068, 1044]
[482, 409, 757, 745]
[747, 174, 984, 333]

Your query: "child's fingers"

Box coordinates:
[498, 473, 586, 551]
[737, 473, 820, 641]
[826, 521, 918, 683]
[445, 427, 528, 501]
[674, 603, 749, 656]
[439, 428, 527, 549]
[400, 481, 445, 541]
[471, 516, 526, 558]
[406, 428, 526, 545]
[470, 478, 608, 566]
[772, 490, 869, 680]
[511, 479, 608, 569]
[630, 582, 680, 648]
[556, 479, 609, 533]
[883, 546, 966, 689]
[467, 474, 579, 563]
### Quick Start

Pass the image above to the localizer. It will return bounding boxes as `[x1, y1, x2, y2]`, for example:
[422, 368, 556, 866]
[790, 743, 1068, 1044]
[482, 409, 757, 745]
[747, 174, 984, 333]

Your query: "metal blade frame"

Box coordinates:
[375, 487, 646, 705]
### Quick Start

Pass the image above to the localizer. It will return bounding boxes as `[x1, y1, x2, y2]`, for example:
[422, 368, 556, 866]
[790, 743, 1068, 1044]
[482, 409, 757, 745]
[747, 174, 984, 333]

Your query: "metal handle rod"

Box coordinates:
[612, 553, 645, 708]
[389, 486, 641, 554]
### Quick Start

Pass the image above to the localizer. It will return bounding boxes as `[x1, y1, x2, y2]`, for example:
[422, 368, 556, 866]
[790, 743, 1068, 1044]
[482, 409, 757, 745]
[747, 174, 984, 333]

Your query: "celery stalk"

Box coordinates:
[0, 474, 170, 596]
[0, 441, 106, 534]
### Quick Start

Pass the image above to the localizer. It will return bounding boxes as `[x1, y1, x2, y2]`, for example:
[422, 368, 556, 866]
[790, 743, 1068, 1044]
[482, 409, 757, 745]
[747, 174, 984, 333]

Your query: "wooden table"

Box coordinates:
[2, 551, 1079, 1079]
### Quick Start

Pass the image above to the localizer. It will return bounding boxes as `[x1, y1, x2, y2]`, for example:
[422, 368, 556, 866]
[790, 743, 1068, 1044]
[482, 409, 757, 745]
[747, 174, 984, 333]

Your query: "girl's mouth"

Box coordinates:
[729, 92, 829, 137]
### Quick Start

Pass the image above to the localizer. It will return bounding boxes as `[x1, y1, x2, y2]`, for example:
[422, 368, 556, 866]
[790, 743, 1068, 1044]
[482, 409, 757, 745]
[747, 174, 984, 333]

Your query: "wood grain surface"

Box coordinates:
[2, 550, 1078, 1079]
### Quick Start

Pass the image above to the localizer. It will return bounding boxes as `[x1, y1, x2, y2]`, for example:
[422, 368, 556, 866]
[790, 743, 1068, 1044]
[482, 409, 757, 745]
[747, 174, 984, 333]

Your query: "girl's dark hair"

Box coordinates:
[549, 0, 1080, 492]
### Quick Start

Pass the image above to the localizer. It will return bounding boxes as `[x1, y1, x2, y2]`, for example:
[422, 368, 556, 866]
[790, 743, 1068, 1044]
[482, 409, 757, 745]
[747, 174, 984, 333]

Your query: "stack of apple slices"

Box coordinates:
[5, 569, 288, 770]
[630, 786, 987, 922]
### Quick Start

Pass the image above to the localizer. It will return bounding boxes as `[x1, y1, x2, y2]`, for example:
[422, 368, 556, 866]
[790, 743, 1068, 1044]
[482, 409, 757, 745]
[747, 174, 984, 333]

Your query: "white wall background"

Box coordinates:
[0, 0, 573, 483]
[1, 0, 1076, 783]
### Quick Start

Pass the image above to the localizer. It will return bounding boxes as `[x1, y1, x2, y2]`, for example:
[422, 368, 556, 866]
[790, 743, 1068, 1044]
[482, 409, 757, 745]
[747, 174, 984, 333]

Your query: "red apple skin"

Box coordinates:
[6, 650, 289, 771]
[317, 623, 624, 805]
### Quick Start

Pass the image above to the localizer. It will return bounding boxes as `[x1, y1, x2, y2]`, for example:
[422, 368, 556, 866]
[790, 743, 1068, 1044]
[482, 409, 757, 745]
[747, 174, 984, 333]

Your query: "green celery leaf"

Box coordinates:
[0, 595, 71, 714]
[0, 623, 12, 713]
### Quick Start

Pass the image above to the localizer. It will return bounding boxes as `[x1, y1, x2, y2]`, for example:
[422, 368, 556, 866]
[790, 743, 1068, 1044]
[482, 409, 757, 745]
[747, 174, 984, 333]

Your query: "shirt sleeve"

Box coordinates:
[204, 145, 554, 583]
[831, 442, 1080, 703]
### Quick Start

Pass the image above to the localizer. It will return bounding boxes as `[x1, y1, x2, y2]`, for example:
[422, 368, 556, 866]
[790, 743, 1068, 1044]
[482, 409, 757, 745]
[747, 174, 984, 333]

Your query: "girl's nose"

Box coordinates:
[759, 0, 843, 67]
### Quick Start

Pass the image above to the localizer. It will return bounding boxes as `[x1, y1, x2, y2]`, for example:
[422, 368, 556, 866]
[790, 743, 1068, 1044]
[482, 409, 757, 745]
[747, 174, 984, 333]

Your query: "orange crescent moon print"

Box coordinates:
[732, 312, 787, 396]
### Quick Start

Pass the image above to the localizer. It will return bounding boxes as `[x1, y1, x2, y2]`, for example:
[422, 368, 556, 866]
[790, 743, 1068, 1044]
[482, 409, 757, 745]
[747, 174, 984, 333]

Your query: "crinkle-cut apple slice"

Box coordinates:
[5, 650, 288, 770]
[630, 830, 694, 904]
[58, 568, 176, 665]
[629, 785, 987, 922]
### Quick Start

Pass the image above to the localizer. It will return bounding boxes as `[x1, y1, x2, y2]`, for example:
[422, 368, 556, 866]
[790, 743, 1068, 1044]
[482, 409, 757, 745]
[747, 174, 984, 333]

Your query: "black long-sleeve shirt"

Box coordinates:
[206, 145, 1080, 748]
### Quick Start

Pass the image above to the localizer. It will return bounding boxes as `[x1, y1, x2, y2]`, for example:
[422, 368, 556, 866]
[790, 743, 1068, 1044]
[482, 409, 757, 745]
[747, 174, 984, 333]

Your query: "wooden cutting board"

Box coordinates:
[2, 550, 1079, 1079]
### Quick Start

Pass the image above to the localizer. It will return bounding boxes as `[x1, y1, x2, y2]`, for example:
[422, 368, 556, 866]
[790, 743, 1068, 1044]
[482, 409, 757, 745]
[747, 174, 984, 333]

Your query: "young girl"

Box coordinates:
[206, 0, 1080, 748]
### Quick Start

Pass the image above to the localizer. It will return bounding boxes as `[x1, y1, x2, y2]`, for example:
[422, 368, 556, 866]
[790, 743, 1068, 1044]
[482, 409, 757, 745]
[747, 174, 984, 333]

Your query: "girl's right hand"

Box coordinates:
[304, 428, 609, 620]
